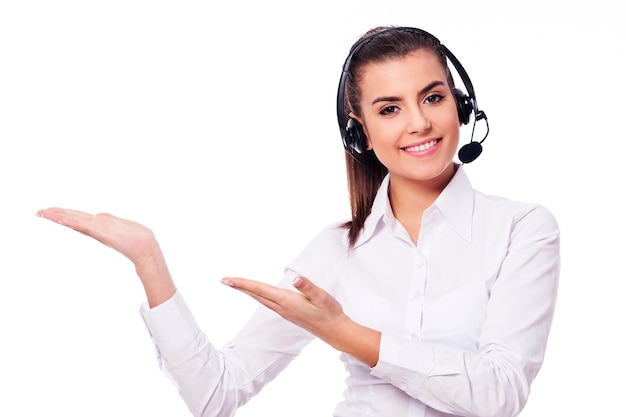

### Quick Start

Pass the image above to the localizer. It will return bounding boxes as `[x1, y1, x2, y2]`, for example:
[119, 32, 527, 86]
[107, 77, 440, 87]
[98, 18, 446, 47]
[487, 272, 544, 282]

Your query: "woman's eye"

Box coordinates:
[425, 94, 444, 104]
[379, 105, 398, 115]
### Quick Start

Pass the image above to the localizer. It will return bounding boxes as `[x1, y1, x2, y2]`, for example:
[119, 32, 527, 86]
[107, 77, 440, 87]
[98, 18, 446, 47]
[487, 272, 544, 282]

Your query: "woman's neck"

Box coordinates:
[388, 163, 458, 243]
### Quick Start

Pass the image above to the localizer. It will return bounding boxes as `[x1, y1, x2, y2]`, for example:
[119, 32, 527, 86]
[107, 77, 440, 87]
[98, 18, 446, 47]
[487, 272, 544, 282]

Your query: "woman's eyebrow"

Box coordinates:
[419, 80, 445, 95]
[370, 80, 446, 105]
[371, 95, 401, 105]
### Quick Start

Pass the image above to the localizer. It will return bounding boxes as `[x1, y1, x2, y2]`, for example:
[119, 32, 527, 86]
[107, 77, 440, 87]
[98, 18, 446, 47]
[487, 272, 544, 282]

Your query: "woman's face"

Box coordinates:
[353, 50, 460, 186]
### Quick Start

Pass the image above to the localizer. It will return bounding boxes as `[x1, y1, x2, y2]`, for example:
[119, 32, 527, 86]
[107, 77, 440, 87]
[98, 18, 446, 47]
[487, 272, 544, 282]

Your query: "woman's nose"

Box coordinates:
[407, 105, 431, 133]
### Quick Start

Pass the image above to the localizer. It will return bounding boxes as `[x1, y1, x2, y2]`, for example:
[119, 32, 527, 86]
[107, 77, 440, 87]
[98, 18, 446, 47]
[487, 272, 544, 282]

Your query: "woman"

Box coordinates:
[37, 26, 560, 417]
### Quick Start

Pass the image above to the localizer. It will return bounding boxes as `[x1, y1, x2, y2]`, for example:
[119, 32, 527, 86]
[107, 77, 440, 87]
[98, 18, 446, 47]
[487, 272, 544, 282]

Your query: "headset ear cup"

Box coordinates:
[345, 118, 367, 154]
[453, 88, 473, 125]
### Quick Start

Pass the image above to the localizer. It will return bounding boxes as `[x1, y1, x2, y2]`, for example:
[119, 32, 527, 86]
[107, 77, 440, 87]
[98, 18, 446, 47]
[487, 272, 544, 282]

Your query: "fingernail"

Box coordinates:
[220, 278, 234, 287]
[292, 277, 303, 287]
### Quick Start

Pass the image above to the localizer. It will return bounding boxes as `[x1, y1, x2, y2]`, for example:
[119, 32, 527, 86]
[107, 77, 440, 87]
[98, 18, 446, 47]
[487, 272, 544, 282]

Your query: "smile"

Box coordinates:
[402, 139, 440, 152]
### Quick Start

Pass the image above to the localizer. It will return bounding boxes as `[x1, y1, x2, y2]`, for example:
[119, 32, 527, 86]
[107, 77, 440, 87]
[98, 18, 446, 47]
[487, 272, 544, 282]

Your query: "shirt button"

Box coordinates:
[417, 260, 425, 268]
[413, 291, 421, 299]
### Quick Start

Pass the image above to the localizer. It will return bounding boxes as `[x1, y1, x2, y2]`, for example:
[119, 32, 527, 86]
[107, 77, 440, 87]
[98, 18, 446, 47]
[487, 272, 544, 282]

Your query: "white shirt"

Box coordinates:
[140, 167, 560, 417]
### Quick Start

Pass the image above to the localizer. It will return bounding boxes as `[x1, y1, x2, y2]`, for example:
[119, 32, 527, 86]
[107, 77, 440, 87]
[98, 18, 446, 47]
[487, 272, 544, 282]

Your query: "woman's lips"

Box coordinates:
[401, 138, 441, 155]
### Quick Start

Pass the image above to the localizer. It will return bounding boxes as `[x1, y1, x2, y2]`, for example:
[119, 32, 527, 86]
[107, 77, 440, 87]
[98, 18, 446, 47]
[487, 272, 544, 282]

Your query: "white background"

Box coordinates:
[1, 1, 624, 415]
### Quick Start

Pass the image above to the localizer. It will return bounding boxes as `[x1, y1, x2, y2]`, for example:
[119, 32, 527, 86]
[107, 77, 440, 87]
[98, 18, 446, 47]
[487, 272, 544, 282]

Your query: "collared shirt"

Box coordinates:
[140, 167, 560, 417]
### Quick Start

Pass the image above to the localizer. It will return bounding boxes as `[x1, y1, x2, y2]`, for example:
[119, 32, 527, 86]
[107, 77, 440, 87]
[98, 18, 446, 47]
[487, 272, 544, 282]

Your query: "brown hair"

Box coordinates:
[340, 26, 455, 247]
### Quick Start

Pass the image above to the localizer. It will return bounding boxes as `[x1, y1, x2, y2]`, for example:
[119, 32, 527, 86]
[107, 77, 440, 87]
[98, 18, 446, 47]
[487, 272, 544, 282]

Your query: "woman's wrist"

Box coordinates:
[325, 316, 381, 367]
[134, 244, 176, 308]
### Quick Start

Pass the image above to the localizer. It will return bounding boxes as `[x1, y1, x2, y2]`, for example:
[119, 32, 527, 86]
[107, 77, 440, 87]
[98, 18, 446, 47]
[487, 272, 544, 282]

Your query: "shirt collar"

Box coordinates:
[432, 165, 474, 242]
[353, 165, 475, 248]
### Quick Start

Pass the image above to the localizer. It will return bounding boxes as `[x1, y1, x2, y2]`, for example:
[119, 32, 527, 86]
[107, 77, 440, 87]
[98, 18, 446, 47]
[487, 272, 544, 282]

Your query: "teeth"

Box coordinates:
[404, 140, 437, 152]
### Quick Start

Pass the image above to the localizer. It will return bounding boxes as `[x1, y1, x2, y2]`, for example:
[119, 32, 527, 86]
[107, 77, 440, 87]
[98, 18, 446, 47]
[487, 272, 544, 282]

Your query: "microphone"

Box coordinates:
[458, 110, 489, 164]
[458, 141, 483, 164]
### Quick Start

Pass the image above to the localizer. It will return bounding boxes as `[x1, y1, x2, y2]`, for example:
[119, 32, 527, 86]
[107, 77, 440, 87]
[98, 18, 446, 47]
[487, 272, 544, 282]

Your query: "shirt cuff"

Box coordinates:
[370, 332, 434, 393]
[139, 290, 200, 354]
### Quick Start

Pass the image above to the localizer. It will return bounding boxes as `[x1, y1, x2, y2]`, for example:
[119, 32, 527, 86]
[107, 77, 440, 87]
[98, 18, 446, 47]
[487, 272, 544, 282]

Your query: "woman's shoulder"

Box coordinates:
[282, 221, 350, 283]
[290, 221, 352, 262]
[473, 190, 559, 232]
[306, 220, 351, 251]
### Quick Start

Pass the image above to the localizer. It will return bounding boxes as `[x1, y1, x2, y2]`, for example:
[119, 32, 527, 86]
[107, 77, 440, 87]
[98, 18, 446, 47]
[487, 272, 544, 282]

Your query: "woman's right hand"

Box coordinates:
[37, 207, 176, 307]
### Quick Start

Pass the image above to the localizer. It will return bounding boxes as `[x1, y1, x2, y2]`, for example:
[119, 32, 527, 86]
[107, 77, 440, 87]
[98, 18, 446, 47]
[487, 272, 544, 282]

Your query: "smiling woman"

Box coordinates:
[37, 25, 559, 417]
[351, 50, 462, 239]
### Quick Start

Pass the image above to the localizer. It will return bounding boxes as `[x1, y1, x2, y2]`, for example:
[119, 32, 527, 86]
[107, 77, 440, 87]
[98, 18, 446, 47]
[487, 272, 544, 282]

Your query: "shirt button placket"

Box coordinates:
[407, 254, 426, 341]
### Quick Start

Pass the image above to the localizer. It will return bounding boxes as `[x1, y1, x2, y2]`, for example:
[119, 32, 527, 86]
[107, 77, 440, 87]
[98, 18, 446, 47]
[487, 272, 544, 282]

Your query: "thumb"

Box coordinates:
[292, 276, 326, 303]
[292, 275, 310, 291]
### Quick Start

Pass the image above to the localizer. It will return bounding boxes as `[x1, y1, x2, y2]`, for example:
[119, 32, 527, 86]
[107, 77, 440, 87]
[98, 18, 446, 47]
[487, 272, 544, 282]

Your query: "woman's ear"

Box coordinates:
[348, 111, 362, 125]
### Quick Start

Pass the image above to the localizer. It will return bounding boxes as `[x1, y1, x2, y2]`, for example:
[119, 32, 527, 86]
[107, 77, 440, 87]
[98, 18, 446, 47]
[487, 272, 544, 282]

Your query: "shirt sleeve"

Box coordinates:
[140, 274, 315, 417]
[370, 205, 560, 417]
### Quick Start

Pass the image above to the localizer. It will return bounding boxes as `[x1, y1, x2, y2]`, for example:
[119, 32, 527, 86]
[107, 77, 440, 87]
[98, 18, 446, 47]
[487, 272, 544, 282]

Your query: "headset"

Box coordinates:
[336, 26, 489, 164]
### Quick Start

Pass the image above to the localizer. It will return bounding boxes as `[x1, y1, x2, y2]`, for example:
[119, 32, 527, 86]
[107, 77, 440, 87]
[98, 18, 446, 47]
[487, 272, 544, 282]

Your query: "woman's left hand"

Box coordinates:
[221, 275, 381, 366]
[221, 276, 348, 342]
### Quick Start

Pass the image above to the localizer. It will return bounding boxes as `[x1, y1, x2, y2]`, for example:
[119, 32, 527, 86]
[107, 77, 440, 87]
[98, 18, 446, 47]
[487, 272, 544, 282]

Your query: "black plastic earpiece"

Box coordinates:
[345, 118, 367, 154]
[453, 88, 473, 126]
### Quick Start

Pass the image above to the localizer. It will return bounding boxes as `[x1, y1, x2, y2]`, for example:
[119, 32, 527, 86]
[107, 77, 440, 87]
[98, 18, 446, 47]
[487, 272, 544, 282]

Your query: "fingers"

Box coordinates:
[222, 277, 307, 299]
[38, 207, 93, 234]
[221, 277, 286, 311]
[38, 208, 127, 233]
[38, 207, 104, 228]
[38, 207, 82, 223]
[222, 276, 327, 309]
[221, 277, 284, 301]
[39, 209, 110, 253]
